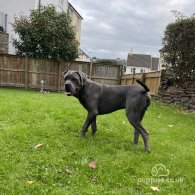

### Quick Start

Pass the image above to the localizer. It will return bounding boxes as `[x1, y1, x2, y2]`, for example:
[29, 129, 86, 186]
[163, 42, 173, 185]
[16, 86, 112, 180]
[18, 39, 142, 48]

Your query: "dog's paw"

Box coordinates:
[80, 132, 86, 137]
[145, 148, 151, 153]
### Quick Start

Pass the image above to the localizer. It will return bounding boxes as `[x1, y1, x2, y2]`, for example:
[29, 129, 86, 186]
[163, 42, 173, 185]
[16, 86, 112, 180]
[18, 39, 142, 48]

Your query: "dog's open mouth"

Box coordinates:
[65, 84, 73, 96]
[65, 91, 72, 96]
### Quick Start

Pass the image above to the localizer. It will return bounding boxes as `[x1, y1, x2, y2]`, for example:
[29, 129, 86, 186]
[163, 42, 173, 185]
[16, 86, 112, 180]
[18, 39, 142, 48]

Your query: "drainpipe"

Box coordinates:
[5, 14, 7, 32]
[38, 0, 41, 15]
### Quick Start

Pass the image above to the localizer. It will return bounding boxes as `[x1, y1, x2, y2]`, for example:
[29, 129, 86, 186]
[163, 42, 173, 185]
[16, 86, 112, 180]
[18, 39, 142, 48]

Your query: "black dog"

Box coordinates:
[63, 70, 151, 152]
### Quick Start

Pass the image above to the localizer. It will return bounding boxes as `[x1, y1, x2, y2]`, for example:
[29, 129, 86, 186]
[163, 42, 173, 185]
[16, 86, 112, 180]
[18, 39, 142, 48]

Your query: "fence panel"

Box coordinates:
[144, 71, 161, 95]
[0, 55, 26, 87]
[91, 63, 121, 85]
[27, 58, 59, 90]
[121, 71, 162, 95]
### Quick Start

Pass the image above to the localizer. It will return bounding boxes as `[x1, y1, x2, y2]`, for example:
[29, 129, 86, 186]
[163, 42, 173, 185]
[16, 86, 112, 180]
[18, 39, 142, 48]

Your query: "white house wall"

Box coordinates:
[125, 66, 151, 74]
[35, 0, 68, 12]
[68, 6, 81, 43]
[0, 0, 36, 54]
[1, 0, 68, 54]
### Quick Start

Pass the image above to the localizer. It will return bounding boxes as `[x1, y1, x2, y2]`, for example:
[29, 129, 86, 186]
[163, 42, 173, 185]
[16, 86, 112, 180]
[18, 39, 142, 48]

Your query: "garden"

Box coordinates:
[0, 88, 194, 194]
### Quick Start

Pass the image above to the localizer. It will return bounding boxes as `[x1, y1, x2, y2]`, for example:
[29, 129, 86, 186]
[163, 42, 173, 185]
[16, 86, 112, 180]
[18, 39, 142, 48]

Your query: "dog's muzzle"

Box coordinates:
[65, 82, 73, 96]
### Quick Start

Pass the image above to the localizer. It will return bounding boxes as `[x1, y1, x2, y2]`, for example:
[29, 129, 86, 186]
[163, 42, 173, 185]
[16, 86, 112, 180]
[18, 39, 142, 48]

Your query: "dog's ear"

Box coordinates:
[75, 71, 87, 86]
[62, 70, 69, 77]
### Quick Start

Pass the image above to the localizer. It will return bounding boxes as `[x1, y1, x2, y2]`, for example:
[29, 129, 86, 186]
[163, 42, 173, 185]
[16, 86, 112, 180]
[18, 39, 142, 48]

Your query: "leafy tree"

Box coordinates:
[96, 59, 119, 65]
[162, 11, 195, 84]
[12, 5, 79, 62]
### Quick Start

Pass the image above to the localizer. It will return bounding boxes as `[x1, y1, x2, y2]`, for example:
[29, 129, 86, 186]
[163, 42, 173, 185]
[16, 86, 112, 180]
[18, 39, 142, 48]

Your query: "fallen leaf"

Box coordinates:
[168, 125, 174, 128]
[35, 144, 43, 149]
[151, 186, 159, 192]
[88, 161, 97, 169]
[26, 180, 34, 184]
[64, 167, 74, 174]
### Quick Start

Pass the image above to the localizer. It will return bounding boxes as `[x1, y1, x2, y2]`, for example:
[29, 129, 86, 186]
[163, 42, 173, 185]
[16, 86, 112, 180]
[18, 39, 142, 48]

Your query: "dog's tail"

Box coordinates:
[136, 80, 150, 92]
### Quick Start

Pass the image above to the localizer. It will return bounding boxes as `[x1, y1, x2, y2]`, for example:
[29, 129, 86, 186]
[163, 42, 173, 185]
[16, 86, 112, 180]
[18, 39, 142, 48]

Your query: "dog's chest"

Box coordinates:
[78, 95, 88, 110]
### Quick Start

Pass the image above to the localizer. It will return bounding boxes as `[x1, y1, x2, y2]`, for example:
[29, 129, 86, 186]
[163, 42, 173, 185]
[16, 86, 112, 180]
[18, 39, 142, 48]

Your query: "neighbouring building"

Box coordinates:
[124, 53, 160, 74]
[76, 49, 91, 62]
[0, 0, 83, 56]
[0, 11, 9, 54]
[68, 3, 82, 45]
[159, 49, 167, 70]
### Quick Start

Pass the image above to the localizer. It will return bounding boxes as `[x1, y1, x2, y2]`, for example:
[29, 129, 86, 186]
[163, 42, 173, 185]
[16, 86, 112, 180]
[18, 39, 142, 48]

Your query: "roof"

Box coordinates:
[68, 3, 83, 19]
[151, 57, 159, 70]
[127, 54, 151, 68]
[79, 49, 90, 59]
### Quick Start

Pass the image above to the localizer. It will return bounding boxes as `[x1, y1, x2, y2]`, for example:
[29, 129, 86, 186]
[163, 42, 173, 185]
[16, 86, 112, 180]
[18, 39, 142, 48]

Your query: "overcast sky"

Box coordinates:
[69, 0, 195, 59]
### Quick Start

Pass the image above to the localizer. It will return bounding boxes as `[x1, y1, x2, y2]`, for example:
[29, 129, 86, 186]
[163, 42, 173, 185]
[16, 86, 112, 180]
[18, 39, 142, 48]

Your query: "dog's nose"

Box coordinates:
[65, 83, 71, 91]
[65, 83, 69, 87]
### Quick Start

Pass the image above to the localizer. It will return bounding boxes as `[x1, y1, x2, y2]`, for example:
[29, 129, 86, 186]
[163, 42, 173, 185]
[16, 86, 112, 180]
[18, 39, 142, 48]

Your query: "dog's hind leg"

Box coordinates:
[134, 108, 148, 144]
[134, 129, 140, 144]
[133, 122, 150, 152]
[129, 118, 150, 152]
[126, 108, 150, 152]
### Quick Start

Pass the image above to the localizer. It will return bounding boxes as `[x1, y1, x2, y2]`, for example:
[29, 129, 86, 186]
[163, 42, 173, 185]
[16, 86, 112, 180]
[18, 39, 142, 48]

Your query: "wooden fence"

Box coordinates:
[0, 54, 162, 94]
[0, 54, 122, 91]
[121, 71, 162, 95]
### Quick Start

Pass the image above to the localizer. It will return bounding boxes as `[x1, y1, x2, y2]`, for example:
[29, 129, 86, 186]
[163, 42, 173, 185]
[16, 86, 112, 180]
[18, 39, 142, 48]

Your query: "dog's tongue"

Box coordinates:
[65, 92, 71, 96]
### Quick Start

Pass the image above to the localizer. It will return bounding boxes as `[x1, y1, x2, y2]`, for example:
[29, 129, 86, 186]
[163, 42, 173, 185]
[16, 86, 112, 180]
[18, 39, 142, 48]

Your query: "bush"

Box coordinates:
[12, 5, 79, 62]
[162, 11, 195, 85]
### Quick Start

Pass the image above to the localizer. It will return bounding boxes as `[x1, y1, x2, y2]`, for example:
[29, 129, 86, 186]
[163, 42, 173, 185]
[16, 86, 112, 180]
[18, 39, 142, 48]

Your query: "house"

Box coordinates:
[159, 49, 167, 70]
[152, 57, 160, 71]
[0, 0, 82, 55]
[124, 53, 160, 74]
[76, 49, 91, 62]
[68, 3, 82, 45]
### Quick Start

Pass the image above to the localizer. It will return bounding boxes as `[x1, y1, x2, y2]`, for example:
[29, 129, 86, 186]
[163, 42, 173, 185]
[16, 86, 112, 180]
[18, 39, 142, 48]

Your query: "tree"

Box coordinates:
[162, 11, 195, 84]
[12, 5, 79, 62]
[96, 59, 119, 65]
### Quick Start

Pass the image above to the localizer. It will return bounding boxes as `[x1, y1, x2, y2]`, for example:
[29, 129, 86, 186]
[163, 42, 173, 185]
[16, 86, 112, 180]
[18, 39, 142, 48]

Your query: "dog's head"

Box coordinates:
[63, 70, 87, 96]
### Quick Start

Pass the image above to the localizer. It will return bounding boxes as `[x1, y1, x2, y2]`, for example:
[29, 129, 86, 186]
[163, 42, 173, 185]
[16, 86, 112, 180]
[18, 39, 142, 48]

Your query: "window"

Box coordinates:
[59, 0, 63, 8]
[123, 66, 126, 72]
[131, 68, 136, 73]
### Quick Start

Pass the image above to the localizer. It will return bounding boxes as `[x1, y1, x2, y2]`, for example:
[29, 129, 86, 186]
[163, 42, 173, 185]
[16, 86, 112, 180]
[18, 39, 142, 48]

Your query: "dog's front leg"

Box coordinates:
[80, 112, 97, 137]
[91, 117, 97, 136]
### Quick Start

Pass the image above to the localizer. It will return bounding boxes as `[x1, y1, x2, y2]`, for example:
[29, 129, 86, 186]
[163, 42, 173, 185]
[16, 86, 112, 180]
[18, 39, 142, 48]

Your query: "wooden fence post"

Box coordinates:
[141, 73, 146, 83]
[125, 78, 127, 85]
[132, 72, 135, 84]
[58, 62, 61, 92]
[25, 56, 29, 89]
[118, 65, 122, 85]
[89, 61, 93, 79]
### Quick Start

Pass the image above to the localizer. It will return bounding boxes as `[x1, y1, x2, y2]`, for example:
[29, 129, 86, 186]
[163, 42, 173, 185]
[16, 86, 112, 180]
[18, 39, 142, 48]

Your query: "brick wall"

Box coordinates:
[0, 32, 9, 54]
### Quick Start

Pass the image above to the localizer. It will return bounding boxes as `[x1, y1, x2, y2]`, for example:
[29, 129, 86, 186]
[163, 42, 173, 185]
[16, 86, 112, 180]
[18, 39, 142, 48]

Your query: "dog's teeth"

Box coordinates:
[65, 92, 71, 95]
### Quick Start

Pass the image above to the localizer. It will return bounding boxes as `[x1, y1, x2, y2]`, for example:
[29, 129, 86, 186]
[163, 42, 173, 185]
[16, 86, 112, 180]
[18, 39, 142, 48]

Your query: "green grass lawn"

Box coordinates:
[0, 88, 194, 194]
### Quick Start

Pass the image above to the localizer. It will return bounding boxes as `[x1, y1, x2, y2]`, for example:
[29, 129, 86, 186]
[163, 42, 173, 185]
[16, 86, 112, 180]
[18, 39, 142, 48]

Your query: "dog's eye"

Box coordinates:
[71, 77, 77, 82]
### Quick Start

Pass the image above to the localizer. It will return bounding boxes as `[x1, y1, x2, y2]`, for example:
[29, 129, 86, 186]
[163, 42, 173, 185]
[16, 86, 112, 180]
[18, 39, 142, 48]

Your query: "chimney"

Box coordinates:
[0, 31, 9, 54]
[130, 48, 133, 55]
